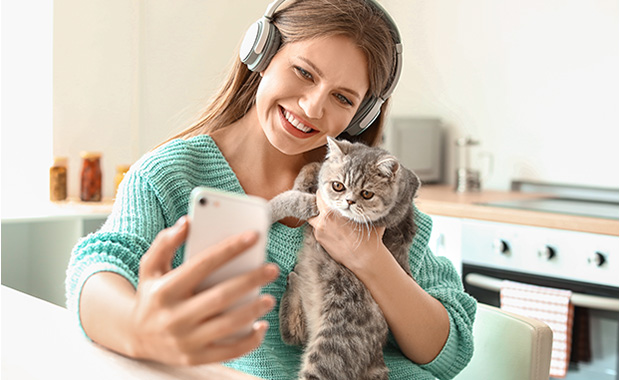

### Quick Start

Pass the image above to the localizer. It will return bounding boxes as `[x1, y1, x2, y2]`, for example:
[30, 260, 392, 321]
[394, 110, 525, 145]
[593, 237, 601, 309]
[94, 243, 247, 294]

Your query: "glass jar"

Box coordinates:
[80, 151, 102, 202]
[455, 137, 481, 193]
[49, 157, 68, 201]
[114, 164, 131, 196]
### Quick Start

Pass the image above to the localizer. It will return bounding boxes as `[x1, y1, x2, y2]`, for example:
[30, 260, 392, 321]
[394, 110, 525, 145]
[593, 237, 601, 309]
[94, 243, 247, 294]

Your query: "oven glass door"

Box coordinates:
[463, 264, 619, 380]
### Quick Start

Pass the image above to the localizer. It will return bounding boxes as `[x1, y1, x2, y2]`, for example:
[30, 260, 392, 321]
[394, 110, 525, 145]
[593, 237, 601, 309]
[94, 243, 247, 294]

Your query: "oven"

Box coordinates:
[461, 218, 619, 380]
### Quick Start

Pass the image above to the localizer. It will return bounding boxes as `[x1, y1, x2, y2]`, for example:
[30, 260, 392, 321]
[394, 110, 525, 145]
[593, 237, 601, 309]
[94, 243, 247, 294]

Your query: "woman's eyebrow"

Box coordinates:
[296, 56, 362, 101]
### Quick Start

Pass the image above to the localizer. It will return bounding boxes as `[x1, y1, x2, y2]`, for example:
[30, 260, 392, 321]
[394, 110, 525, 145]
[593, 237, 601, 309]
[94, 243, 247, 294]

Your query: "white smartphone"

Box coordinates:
[184, 187, 270, 322]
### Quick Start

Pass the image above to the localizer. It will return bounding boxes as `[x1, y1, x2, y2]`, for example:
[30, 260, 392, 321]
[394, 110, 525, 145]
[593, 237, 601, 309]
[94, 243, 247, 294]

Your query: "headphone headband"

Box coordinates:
[264, 0, 286, 19]
[240, 0, 402, 136]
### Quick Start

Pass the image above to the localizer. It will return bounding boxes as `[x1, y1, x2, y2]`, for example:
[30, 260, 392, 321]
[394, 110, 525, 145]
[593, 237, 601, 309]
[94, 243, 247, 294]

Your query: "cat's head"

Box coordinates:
[318, 137, 412, 224]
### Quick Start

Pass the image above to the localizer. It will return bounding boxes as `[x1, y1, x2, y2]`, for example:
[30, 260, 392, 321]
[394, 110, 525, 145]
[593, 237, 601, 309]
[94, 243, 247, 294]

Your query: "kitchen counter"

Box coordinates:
[1, 286, 264, 380]
[1, 197, 115, 223]
[416, 185, 619, 236]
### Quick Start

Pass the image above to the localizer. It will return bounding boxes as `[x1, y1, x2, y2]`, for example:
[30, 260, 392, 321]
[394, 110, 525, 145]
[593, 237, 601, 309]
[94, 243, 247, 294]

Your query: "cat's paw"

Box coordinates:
[307, 195, 319, 217]
[286, 270, 299, 287]
[293, 162, 321, 193]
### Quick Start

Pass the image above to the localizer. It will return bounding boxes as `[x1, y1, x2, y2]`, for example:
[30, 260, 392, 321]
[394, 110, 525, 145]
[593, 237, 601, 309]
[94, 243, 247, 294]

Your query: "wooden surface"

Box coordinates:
[1, 286, 264, 380]
[417, 185, 619, 236]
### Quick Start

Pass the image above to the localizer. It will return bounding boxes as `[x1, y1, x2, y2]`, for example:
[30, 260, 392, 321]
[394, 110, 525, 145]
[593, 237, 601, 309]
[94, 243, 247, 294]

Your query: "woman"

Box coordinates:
[66, 0, 476, 379]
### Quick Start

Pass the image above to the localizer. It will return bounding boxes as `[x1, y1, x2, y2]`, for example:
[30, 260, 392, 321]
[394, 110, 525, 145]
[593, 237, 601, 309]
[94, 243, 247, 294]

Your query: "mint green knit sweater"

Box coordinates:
[66, 135, 476, 380]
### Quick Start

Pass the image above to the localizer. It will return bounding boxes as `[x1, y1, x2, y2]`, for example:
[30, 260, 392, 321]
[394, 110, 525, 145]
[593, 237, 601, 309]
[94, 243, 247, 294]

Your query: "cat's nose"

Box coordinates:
[346, 199, 356, 205]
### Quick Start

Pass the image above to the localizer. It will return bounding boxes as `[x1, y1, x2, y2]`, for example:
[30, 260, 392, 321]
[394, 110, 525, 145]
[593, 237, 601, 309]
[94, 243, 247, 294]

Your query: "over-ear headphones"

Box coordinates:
[239, 0, 402, 136]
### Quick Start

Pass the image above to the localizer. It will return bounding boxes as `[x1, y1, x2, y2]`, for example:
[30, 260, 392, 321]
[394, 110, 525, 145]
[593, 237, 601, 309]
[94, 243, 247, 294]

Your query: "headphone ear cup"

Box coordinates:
[344, 97, 383, 136]
[239, 18, 281, 72]
[253, 25, 281, 72]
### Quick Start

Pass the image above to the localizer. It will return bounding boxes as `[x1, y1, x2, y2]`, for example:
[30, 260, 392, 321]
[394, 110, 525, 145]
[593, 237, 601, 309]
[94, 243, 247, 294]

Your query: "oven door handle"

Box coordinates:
[465, 273, 619, 312]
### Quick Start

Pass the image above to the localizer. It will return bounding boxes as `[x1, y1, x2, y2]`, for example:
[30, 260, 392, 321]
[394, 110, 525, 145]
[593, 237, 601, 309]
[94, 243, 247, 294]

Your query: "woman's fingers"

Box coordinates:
[139, 216, 189, 279]
[186, 293, 275, 349]
[130, 217, 277, 366]
[162, 230, 260, 299]
[179, 263, 279, 325]
[187, 321, 270, 365]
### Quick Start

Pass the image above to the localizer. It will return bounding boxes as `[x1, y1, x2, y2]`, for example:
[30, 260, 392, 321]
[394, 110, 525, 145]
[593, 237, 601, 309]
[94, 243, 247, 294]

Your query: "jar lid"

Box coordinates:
[52, 156, 68, 166]
[116, 164, 131, 172]
[80, 151, 102, 159]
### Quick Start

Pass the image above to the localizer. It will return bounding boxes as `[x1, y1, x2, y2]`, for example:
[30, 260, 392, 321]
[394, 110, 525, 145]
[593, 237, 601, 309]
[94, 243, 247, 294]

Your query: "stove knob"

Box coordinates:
[493, 239, 510, 255]
[538, 245, 556, 260]
[588, 251, 606, 267]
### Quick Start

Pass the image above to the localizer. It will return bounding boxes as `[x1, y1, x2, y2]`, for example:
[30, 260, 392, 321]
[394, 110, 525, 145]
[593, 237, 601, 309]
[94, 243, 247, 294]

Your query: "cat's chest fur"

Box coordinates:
[294, 229, 382, 339]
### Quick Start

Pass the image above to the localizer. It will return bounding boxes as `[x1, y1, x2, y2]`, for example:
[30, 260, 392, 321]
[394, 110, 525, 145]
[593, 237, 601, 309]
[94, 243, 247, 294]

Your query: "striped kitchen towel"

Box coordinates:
[500, 280, 574, 378]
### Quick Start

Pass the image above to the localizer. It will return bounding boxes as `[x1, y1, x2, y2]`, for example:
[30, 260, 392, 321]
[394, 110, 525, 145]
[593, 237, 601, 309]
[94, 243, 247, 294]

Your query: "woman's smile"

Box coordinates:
[279, 106, 319, 138]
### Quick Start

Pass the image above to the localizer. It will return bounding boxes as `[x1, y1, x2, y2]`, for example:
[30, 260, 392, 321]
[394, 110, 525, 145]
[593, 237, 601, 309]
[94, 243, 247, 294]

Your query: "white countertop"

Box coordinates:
[1, 198, 114, 223]
[1, 286, 263, 380]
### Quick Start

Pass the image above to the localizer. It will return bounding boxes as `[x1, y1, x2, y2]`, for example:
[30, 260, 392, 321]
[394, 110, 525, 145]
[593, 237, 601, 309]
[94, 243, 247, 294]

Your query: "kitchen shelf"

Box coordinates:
[1, 198, 114, 307]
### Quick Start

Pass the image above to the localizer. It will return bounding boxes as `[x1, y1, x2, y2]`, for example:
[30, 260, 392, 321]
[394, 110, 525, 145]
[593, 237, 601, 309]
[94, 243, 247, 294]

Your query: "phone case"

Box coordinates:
[185, 187, 270, 294]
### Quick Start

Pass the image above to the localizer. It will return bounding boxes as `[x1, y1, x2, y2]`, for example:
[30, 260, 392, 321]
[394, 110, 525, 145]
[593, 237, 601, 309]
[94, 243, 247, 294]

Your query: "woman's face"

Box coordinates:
[255, 35, 369, 156]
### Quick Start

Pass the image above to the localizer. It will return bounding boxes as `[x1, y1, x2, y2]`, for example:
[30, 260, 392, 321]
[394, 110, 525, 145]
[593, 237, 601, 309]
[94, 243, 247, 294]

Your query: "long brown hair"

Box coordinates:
[167, 0, 397, 147]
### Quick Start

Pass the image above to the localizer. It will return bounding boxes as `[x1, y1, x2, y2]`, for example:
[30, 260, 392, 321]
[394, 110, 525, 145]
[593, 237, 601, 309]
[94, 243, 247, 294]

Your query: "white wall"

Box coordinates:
[385, 0, 618, 189]
[2, 0, 53, 207]
[52, 0, 618, 198]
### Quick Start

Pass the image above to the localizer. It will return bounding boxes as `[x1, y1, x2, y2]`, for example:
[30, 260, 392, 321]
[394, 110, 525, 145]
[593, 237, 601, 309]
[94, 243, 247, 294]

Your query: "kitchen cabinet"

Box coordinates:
[427, 214, 462, 277]
[1, 200, 112, 306]
[418, 185, 618, 282]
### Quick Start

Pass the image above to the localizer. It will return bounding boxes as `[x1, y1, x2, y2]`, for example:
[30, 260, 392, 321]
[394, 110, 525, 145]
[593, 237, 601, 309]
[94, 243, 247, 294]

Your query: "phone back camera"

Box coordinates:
[199, 197, 208, 206]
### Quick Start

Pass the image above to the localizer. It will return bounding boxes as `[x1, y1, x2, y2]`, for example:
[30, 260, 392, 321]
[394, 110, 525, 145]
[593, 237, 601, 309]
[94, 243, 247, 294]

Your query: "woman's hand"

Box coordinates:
[307, 191, 386, 273]
[127, 216, 279, 365]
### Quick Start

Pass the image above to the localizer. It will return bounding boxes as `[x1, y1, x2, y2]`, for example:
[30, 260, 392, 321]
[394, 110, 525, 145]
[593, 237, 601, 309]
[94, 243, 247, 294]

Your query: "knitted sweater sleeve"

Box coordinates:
[65, 157, 169, 338]
[409, 208, 477, 380]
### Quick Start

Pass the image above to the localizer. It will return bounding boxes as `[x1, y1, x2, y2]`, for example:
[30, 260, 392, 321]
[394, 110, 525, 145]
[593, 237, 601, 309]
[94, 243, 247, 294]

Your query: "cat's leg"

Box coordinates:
[293, 162, 321, 193]
[297, 317, 389, 380]
[297, 287, 389, 380]
[279, 271, 307, 346]
[268, 190, 318, 224]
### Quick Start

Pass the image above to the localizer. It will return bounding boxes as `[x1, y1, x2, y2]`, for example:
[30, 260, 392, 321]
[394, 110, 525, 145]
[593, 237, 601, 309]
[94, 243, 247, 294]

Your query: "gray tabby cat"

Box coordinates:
[269, 137, 420, 380]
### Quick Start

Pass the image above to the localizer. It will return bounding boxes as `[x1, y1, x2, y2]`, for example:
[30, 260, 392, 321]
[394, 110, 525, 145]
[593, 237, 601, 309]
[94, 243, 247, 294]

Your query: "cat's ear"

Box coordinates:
[326, 137, 349, 160]
[377, 156, 400, 178]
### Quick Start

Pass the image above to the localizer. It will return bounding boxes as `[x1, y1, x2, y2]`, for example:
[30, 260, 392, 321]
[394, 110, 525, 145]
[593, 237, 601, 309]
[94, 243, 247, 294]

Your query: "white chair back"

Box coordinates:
[455, 303, 553, 380]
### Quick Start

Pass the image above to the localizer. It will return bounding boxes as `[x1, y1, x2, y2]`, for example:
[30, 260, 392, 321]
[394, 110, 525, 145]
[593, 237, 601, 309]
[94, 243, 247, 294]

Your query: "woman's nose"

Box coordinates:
[298, 88, 327, 120]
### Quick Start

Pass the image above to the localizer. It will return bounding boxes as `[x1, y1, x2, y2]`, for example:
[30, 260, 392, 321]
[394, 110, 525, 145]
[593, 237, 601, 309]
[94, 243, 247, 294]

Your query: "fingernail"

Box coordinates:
[242, 230, 259, 243]
[262, 295, 276, 311]
[253, 320, 269, 332]
[175, 216, 188, 228]
[264, 263, 279, 279]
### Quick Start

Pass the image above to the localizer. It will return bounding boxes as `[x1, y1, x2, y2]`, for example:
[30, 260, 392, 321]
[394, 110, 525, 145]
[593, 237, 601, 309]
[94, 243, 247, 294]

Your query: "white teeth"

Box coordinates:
[283, 109, 313, 133]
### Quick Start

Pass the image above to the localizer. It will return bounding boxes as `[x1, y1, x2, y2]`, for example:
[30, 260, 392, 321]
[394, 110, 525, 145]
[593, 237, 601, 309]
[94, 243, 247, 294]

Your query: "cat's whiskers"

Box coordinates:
[347, 213, 376, 249]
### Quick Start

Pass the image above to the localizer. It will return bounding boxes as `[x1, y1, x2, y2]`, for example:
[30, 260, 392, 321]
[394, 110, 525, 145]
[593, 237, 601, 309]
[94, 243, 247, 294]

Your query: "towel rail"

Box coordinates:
[465, 273, 619, 312]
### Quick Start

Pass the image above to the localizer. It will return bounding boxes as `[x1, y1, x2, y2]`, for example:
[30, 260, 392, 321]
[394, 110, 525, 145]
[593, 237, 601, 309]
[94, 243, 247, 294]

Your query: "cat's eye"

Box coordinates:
[361, 190, 374, 200]
[332, 181, 345, 192]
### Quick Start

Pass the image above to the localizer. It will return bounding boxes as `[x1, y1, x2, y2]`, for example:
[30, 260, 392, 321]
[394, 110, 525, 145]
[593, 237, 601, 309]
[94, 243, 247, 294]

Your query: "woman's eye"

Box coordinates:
[335, 93, 353, 106]
[361, 190, 374, 200]
[294, 66, 313, 81]
[332, 181, 345, 192]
